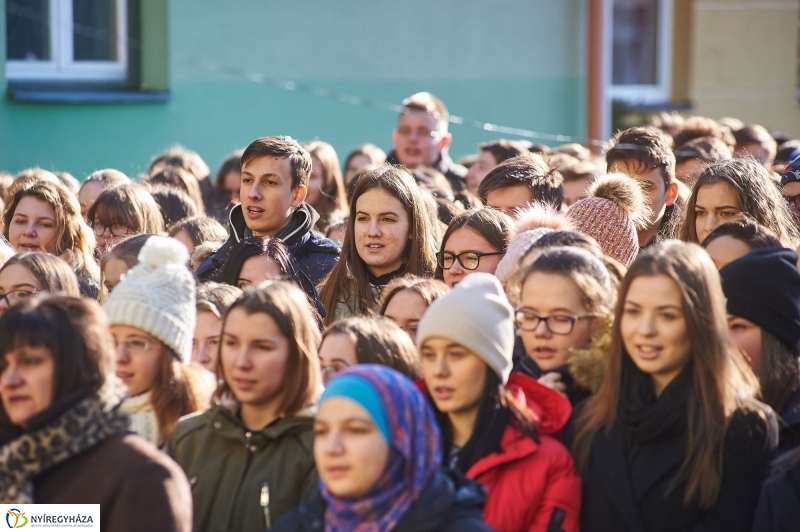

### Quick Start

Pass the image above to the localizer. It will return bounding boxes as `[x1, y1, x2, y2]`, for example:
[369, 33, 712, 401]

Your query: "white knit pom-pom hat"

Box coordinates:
[104, 236, 196, 363]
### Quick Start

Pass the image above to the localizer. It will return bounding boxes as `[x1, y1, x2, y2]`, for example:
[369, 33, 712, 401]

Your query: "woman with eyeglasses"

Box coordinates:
[318, 316, 420, 385]
[435, 207, 511, 288]
[0, 253, 81, 315]
[417, 273, 581, 532]
[3, 179, 100, 298]
[87, 184, 165, 256]
[104, 236, 214, 447]
[515, 247, 616, 406]
[320, 166, 437, 325]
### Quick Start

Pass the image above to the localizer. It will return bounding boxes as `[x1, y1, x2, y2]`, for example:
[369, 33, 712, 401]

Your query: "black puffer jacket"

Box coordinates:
[272, 469, 492, 532]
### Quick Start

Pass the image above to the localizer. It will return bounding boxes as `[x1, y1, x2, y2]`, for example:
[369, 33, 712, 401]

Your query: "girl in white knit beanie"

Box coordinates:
[104, 236, 214, 446]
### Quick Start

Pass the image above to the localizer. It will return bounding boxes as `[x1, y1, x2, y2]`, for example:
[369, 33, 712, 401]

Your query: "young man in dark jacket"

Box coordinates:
[197, 136, 339, 286]
[385, 92, 467, 193]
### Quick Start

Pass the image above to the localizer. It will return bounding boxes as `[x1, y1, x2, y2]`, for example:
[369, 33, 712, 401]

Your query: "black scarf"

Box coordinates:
[618, 358, 692, 444]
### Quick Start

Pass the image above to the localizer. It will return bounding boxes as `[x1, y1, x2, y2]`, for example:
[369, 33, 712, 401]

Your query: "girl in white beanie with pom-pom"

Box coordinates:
[104, 235, 214, 446]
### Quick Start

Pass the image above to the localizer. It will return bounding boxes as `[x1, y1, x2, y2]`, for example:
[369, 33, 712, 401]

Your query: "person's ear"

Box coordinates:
[438, 133, 452, 151]
[292, 184, 308, 208]
[665, 182, 679, 207]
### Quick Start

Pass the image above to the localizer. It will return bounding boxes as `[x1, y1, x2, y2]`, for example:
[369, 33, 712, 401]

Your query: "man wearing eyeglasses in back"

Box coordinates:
[386, 92, 467, 193]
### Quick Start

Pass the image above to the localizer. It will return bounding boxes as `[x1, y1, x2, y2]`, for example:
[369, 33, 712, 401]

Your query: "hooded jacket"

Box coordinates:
[196, 203, 340, 287]
[421, 373, 581, 532]
[166, 402, 317, 532]
[386, 150, 467, 193]
[272, 469, 492, 532]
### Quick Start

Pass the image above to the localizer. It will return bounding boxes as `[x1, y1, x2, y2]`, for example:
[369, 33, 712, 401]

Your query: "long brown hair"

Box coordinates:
[319, 166, 436, 325]
[215, 280, 322, 415]
[572, 240, 760, 508]
[304, 141, 348, 226]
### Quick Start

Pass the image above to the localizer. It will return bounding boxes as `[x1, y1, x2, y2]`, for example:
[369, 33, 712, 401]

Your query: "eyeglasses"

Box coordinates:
[396, 126, 441, 139]
[92, 221, 134, 238]
[320, 361, 350, 384]
[115, 337, 156, 355]
[514, 309, 596, 335]
[436, 251, 504, 271]
[0, 289, 38, 307]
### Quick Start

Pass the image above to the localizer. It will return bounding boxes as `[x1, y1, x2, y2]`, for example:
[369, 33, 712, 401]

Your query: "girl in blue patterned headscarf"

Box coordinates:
[317, 364, 442, 532]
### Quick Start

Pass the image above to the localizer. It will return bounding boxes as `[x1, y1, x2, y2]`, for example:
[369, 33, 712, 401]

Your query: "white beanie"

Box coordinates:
[416, 273, 515, 383]
[104, 236, 196, 363]
[494, 227, 554, 284]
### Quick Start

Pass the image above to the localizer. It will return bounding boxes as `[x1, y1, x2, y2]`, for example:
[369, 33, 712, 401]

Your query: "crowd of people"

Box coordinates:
[1, 90, 800, 532]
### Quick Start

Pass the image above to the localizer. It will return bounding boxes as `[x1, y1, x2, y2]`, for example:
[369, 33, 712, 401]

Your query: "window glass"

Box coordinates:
[6, 0, 51, 61]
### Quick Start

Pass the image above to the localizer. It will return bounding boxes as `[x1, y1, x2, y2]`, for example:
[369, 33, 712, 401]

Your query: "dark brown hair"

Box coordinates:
[674, 136, 733, 165]
[700, 217, 783, 250]
[378, 274, 450, 315]
[320, 166, 436, 325]
[672, 117, 736, 150]
[478, 154, 564, 210]
[241, 136, 312, 190]
[435, 207, 512, 280]
[573, 241, 760, 508]
[148, 185, 199, 228]
[322, 316, 421, 379]
[148, 145, 210, 181]
[606, 126, 676, 187]
[304, 141, 348, 226]
[0, 252, 81, 296]
[216, 280, 322, 414]
[167, 216, 228, 248]
[479, 140, 529, 165]
[733, 125, 778, 164]
[213, 150, 244, 197]
[196, 282, 242, 318]
[147, 166, 206, 215]
[87, 184, 165, 237]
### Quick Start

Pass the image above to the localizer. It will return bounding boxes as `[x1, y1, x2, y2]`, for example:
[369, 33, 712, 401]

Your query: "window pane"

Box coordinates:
[612, 0, 659, 85]
[6, 0, 51, 60]
[73, 0, 117, 61]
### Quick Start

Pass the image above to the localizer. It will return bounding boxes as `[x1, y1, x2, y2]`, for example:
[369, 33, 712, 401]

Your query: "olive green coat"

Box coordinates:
[166, 403, 317, 532]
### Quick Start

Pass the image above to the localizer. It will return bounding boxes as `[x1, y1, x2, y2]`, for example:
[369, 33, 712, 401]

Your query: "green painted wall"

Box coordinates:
[0, 0, 587, 180]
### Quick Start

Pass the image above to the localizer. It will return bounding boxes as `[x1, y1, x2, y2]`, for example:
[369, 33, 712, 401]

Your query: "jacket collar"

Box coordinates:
[210, 401, 315, 442]
[227, 203, 320, 246]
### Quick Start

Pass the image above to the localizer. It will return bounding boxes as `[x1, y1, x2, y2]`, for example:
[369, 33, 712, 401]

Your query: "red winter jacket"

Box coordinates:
[421, 373, 581, 532]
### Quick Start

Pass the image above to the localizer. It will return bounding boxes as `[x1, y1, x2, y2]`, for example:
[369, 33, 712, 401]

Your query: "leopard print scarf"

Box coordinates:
[0, 378, 131, 503]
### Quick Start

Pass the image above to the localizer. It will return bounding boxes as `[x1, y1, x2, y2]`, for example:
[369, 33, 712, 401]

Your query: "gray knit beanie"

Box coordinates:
[416, 272, 514, 382]
[104, 236, 196, 363]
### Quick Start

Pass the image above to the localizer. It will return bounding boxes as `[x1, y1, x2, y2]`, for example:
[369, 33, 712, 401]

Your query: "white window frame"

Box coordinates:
[6, 0, 127, 82]
[607, 0, 673, 104]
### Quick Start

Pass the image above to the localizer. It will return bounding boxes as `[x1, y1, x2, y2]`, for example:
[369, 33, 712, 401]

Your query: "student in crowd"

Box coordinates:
[606, 126, 682, 247]
[147, 145, 216, 216]
[303, 141, 348, 230]
[218, 235, 323, 319]
[386, 92, 467, 193]
[320, 166, 436, 325]
[435, 207, 511, 288]
[379, 275, 449, 344]
[149, 185, 199, 229]
[673, 136, 732, 188]
[273, 365, 492, 532]
[733, 124, 777, 168]
[209, 150, 244, 221]
[193, 282, 242, 374]
[147, 166, 206, 216]
[465, 139, 530, 195]
[554, 155, 598, 207]
[567, 173, 650, 268]
[197, 136, 340, 287]
[167, 216, 228, 256]
[671, 116, 736, 152]
[417, 273, 581, 532]
[477, 154, 564, 214]
[0, 296, 192, 530]
[775, 140, 800, 174]
[87, 183, 165, 255]
[318, 316, 420, 384]
[781, 156, 800, 226]
[573, 241, 776, 532]
[0, 253, 80, 315]
[515, 247, 616, 406]
[77, 168, 130, 221]
[342, 143, 386, 187]
[680, 158, 800, 247]
[167, 280, 322, 531]
[104, 236, 213, 446]
[700, 217, 782, 269]
[719, 248, 800, 451]
[3, 179, 100, 298]
[100, 234, 154, 296]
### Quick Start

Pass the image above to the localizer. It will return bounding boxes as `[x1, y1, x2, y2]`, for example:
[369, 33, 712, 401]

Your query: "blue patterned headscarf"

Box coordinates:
[319, 364, 442, 532]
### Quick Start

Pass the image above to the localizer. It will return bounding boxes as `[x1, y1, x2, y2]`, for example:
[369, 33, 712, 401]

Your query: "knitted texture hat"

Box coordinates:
[416, 273, 514, 382]
[104, 236, 196, 363]
[719, 248, 800, 353]
[567, 173, 650, 267]
[495, 227, 553, 284]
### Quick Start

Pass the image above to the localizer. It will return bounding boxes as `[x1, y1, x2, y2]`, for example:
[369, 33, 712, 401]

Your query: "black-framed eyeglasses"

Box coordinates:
[436, 251, 504, 271]
[91, 221, 134, 238]
[0, 289, 39, 307]
[514, 309, 596, 335]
